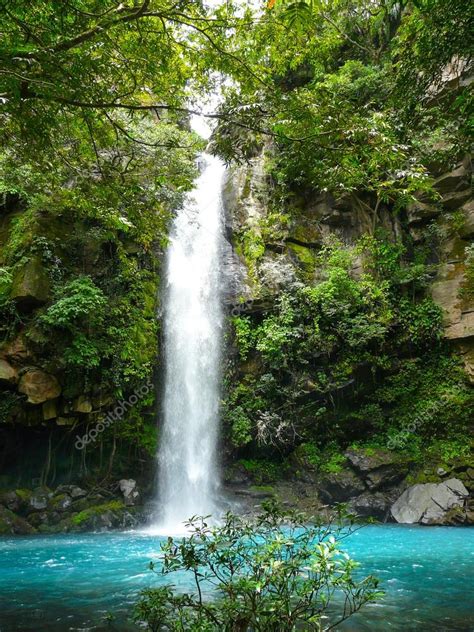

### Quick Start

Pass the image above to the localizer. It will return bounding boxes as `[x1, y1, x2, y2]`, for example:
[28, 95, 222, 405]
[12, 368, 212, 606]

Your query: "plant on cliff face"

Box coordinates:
[134, 505, 382, 632]
[226, 235, 447, 454]
[232, 316, 257, 362]
[39, 276, 107, 368]
[461, 243, 474, 300]
[41, 276, 106, 328]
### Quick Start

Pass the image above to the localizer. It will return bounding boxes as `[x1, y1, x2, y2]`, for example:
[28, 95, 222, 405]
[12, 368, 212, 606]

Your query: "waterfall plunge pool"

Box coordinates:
[0, 524, 473, 631]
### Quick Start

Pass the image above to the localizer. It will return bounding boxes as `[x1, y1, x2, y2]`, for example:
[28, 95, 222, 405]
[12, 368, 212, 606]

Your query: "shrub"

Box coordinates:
[41, 276, 106, 329]
[134, 506, 382, 631]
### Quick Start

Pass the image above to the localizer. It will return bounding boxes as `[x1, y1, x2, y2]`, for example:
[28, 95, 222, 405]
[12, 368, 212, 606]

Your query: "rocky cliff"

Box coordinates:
[221, 148, 473, 525]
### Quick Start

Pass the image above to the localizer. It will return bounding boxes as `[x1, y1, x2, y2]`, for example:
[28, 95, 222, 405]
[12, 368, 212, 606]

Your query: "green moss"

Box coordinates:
[249, 485, 276, 495]
[287, 242, 317, 271]
[320, 451, 346, 474]
[235, 225, 265, 287]
[71, 500, 124, 526]
[14, 488, 32, 502]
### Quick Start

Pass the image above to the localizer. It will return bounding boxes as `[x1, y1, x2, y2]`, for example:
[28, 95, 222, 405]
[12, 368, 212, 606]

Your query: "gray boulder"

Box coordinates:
[28, 487, 53, 513]
[391, 478, 468, 525]
[119, 479, 140, 506]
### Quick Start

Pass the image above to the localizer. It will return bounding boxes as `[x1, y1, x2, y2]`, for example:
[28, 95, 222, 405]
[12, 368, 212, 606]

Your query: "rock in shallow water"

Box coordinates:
[391, 478, 469, 525]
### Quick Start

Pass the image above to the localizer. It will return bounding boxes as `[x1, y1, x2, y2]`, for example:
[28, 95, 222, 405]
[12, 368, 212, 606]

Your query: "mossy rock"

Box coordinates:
[0, 505, 36, 534]
[10, 256, 50, 309]
[287, 242, 317, 272]
[47, 493, 72, 513]
[44, 499, 138, 533]
[249, 485, 276, 497]
[71, 500, 125, 527]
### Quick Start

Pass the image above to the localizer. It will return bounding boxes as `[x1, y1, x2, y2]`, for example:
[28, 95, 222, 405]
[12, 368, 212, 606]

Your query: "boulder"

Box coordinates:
[28, 487, 53, 513]
[29, 511, 61, 528]
[345, 448, 396, 472]
[431, 273, 463, 326]
[18, 369, 61, 404]
[2, 335, 32, 364]
[119, 479, 140, 506]
[50, 500, 137, 533]
[318, 469, 365, 503]
[441, 189, 472, 211]
[434, 164, 470, 194]
[344, 448, 407, 491]
[42, 399, 57, 420]
[224, 463, 252, 486]
[444, 311, 474, 340]
[459, 199, 474, 238]
[391, 478, 469, 525]
[56, 484, 87, 499]
[72, 395, 93, 414]
[0, 505, 36, 535]
[0, 490, 23, 513]
[348, 492, 392, 520]
[0, 359, 18, 384]
[3, 488, 33, 514]
[406, 200, 441, 224]
[48, 493, 72, 513]
[10, 256, 50, 309]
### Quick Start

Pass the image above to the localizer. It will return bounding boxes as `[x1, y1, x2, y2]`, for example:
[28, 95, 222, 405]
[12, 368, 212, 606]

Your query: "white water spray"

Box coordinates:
[155, 145, 226, 532]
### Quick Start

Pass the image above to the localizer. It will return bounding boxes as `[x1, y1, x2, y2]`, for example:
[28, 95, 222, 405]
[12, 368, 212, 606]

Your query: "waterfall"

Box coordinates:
[155, 149, 226, 532]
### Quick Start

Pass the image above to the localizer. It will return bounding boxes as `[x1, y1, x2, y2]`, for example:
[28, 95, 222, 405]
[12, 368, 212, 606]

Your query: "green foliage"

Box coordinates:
[375, 353, 472, 437]
[228, 407, 253, 448]
[238, 459, 281, 484]
[397, 297, 443, 349]
[135, 506, 382, 631]
[297, 442, 347, 473]
[41, 277, 106, 329]
[227, 235, 447, 454]
[38, 276, 106, 369]
[0, 0, 229, 156]
[231, 316, 256, 361]
[321, 450, 346, 474]
[0, 268, 21, 342]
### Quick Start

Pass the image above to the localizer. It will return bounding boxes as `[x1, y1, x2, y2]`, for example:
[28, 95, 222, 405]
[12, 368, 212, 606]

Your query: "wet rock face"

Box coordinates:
[391, 478, 469, 525]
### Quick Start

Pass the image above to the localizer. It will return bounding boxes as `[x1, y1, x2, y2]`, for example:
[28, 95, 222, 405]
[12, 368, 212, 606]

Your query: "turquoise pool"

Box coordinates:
[0, 524, 473, 630]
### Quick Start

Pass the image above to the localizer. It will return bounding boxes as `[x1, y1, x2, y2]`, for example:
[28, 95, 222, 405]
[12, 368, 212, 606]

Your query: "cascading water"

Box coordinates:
[155, 145, 226, 532]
